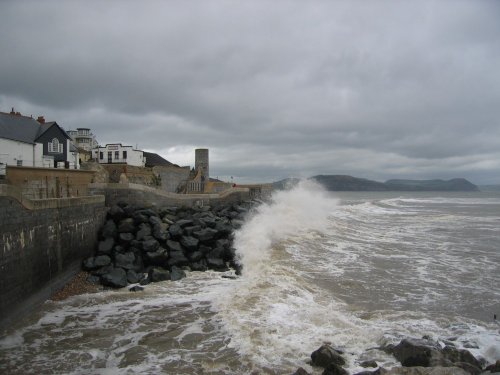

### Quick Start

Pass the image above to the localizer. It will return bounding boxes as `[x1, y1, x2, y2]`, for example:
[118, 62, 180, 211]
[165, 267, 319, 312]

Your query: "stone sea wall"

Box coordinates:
[0, 188, 107, 328]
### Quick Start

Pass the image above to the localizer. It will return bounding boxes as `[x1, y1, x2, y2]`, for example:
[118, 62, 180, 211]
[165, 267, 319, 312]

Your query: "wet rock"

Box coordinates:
[215, 221, 233, 235]
[115, 252, 135, 270]
[184, 225, 202, 236]
[360, 360, 378, 368]
[132, 212, 149, 224]
[292, 368, 311, 375]
[200, 217, 217, 228]
[322, 363, 349, 375]
[97, 237, 115, 254]
[390, 338, 440, 367]
[127, 269, 141, 284]
[190, 259, 208, 271]
[168, 250, 190, 267]
[188, 250, 204, 262]
[129, 285, 144, 292]
[485, 360, 500, 373]
[380, 367, 468, 374]
[90, 264, 114, 276]
[311, 344, 346, 368]
[170, 266, 186, 281]
[101, 267, 128, 288]
[206, 257, 227, 271]
[441, 346, 482, 369]
[149, 267, 170, 282]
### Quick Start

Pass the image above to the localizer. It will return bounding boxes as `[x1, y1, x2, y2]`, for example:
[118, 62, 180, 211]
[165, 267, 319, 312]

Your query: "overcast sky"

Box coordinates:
[1, 1, 499, 184]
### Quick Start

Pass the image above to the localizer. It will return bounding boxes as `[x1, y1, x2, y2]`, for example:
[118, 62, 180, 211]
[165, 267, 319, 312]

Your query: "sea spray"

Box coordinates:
[233, 179, 338, 277]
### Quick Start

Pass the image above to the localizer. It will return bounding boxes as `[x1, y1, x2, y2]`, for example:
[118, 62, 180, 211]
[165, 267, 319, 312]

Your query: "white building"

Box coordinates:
[0, 110, 78, 170]
[66, 128, 98, 151]
[93, 144, 146, 167]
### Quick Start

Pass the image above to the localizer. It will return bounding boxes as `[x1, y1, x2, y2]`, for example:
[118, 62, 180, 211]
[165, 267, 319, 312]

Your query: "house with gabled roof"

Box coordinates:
[0, 108, 79, 170]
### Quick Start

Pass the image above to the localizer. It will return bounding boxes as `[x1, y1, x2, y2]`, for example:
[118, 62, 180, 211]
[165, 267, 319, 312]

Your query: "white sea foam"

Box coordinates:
[233, 179, 338, 277]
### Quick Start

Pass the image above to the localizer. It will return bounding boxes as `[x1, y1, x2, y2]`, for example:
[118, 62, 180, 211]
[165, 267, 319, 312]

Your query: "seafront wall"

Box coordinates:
[0, 185, 107, 327]
[89, 182, 252, 208]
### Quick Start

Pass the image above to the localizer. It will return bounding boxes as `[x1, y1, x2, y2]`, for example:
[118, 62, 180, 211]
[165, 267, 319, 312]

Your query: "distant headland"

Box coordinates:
[273, 175, 480, 192]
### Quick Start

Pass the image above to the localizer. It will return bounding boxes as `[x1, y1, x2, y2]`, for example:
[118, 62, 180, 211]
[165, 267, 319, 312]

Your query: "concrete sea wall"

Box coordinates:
[0, 185, 106, 327]
[89, 182, 252, 208]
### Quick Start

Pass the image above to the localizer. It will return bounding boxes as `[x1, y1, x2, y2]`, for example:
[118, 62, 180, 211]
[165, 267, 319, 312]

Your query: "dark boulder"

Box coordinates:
[360, 360, 378, 368]
[311, 344, 346, 368]
[149, 215, 163, 227]
[441, 345, 482, 369]
[98, 237, 115, 254]
[101, 267, 128, 288]
[132, 212, 149, 225]
[180, 236, 199, 252]
[152, 223, 169, 242]
[118, 218, 136, 233]
[190, 259, 208, 271]
[115, 252, 135, 270]
[322, 363, 349, 375]
[127, 269, 141, 284]
[136, 223, 152, 240]
[208, 247, 225, 260]
[184, 225, 201, 236]
[168, 224, 183, 239]
[101, 219, 117, 239]
[119, 232, 135, 246]
[168, 250, 190, 267]
[170, 266, 186, 281]
[142, 238, 160, 253]
[108, 205, 125, 222]
[83, 256, 109, 271]
[292, 368, 311, 375]
[188, 250, 204, 262]
[91, 264, 114, 276]
[145, 248, 169, 265]
[176, 219, 194, 228]
[200, 217, 217, 228]
[485, 360, 500, 373]
[166, 240, 183, 253]
[206, 257, 227, 271]
[215, 221, 233, 236]
[129, 285, 144, 292]
[149, 267, 170, 282]
[390, 338, 439, 367]
[193, 228, 218, 243]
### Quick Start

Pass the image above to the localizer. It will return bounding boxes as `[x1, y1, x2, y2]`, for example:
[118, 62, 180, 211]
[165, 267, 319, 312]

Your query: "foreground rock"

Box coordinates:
[83, 201, 256, 288]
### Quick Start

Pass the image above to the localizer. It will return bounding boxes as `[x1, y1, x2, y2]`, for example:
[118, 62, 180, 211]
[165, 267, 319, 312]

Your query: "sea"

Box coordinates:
[1, 180, 499, 374]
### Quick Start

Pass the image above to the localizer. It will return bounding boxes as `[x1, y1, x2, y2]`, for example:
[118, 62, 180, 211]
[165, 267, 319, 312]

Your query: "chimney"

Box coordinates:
[37, 116, 45, 124]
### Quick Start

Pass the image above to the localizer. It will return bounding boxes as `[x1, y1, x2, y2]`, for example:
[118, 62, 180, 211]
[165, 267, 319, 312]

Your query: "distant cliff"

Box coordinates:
[273, 175, 479, 192]
[384, 178, 479, 191]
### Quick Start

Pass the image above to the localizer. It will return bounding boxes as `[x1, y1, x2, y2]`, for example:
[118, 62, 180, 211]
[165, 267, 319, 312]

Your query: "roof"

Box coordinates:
[143, 151, 174, 167]
[0, 112, 41, 144]
[0, 113, 71, 144]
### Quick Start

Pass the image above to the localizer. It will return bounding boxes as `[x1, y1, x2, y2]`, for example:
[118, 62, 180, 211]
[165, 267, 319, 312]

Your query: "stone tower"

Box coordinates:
[195, 148, 209, 181]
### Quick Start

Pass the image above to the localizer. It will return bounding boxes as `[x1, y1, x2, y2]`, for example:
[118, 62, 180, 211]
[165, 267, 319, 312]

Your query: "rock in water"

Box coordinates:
[322, 363, 349, 375]
[101, 268, 128, 288]
[170, 266, 186, 281]
[129, 285, 144, 292]
[149, 267, 170, 282]
[311, 344, 346, 368]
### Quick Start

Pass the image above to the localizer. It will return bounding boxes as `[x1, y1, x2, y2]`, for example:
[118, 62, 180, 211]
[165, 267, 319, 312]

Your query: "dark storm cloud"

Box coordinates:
[1, 0, 499, 184]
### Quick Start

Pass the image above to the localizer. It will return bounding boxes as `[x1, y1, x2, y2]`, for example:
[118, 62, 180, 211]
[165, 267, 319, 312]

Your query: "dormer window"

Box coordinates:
[48, 138, 63, 153]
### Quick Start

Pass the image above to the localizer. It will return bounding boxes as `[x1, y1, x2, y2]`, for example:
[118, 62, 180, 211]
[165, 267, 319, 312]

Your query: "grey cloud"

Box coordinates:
[1, 0, 499, 184]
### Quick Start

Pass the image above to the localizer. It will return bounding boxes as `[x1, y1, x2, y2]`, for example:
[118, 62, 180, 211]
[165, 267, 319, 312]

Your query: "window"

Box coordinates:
[100, 152, 103, 159]
[48, 138, 63, 153]
[123, 151, 127, 159]
[115, 151, 119, 160]
[17, 160, 23, 166]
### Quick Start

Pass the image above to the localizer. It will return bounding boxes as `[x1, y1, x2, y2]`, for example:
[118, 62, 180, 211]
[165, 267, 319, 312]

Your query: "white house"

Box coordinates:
[0, 109, 78, 170]
[93, 144, 146, 167]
